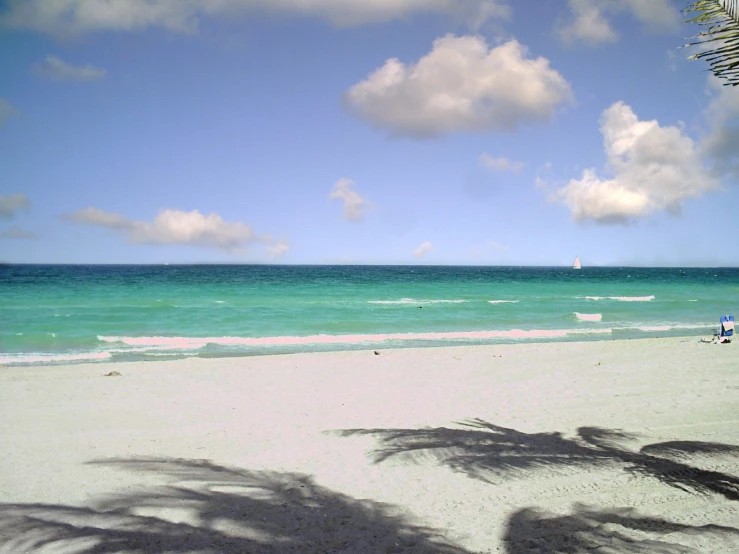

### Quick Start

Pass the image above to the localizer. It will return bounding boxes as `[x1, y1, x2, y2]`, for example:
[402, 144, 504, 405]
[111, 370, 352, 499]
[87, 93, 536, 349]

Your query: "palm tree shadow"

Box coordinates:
[503, 503, 739, 553]
[0, 457, 469, 553]
[337, 420, 622, 482]
[336, 419, 739, 500]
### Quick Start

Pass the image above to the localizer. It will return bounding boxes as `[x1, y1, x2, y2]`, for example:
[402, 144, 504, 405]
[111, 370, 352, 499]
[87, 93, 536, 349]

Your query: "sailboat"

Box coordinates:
[573, 256, 582, 270]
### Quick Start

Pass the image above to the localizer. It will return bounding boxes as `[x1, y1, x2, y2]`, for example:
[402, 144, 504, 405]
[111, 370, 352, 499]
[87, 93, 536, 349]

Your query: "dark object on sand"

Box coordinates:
[374, 351, 381, 356]
[104, 371, 122, 377]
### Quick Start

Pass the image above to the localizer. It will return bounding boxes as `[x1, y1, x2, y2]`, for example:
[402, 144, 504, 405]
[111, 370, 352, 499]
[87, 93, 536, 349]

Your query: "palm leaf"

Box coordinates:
[684, 0, 739, 85]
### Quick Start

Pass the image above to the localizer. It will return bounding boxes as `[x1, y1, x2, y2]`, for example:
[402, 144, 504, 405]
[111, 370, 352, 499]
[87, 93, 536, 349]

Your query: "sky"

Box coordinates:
[1, 0, 738, 266]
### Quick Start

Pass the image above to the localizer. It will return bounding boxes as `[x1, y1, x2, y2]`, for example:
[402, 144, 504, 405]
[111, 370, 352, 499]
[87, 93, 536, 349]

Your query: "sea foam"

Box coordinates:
[574, 312, 603, 322]
[584, 295, 655, 302]
[97, 328, 613, 349]
[367, 298, 467, 305]
[630, 323, 712, 332]
[637, 326, 671, 332]
[0, 351, 112, 365]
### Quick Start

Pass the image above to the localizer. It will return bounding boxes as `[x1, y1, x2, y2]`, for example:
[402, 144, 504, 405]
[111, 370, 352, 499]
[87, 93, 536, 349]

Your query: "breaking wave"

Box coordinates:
[367, 298, 467, 305]
[0, 351, 113, 365]
[574, 312, 603, 322]
[584, 295, 655, 302]
[96, 328, 612, 349]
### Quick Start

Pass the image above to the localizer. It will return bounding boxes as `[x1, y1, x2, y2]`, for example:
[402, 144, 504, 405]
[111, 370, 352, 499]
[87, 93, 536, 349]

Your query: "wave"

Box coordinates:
[367, 298, 467, 305]
[11, 322, 718, 365]
[97, 328, 613, 349]
[488, 300, 519, 304]
[584, 295, 655, 302]
[629, 323, 713, 332]
[0, 351, 112, 365]
[574, 312, 602, 322]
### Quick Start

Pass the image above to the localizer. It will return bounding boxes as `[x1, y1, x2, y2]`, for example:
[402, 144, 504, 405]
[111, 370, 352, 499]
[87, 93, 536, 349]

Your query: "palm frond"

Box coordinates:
[684, 0, 739, 85]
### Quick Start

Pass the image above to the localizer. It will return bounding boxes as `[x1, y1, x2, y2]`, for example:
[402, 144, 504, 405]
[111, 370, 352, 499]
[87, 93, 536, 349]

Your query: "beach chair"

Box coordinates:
[719, 315, 734, 343]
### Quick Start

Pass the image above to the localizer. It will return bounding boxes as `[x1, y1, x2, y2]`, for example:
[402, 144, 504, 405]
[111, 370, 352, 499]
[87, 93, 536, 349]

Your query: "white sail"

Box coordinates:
[573, 256, 582, 270]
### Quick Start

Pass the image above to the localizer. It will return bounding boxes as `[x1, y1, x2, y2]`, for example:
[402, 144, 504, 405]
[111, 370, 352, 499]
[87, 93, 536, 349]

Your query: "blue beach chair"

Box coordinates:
[718, 315, 734, 343]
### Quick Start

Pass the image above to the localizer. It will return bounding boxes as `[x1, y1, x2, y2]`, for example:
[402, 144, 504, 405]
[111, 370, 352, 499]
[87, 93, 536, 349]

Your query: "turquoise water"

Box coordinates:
[1, 265, 737, 365]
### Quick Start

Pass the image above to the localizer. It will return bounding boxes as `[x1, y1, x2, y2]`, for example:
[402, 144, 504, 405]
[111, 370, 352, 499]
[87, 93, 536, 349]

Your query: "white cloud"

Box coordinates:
[620, 0, 680, 28]
[346, 35, 573, 138]
[413, 241, 434, 258]
[1, 0, 200, 34]
[0, 0, 511, 35]
[66, 206, 131, 228]
[65, 206, 287, 254]
[33, 55, 106, 81]
[266, 240, 290, 259]
[558, 0, 679, 45]
[480, 153, 524, 172]
[467, 1, 511, 31]
[329, 178, 372, 222]
[701, 78, 739, 179]
[553, 101, 718, 224]
[0, 193, 30, 218]
[0, 98, 18, 128]
[557, 0, 617, 45]
[1, 225, 39, 240]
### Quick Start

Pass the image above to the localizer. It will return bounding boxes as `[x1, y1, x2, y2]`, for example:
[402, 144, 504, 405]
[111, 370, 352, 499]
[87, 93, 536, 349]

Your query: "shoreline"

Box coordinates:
[0, 327, 719, 367]
[1, 337, 738, 552]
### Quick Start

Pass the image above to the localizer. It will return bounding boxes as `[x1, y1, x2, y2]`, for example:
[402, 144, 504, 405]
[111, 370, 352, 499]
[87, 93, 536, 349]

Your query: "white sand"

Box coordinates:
[1, 337, 738, 553]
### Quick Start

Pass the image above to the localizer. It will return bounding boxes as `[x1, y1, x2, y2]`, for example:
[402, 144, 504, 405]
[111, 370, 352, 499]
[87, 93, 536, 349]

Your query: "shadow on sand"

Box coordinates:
[337, 419, 739, 500]
[0, 457, 467, 553]
[504, 503, 739, 553]
[2, 450, 738, 552]
[335, 420, 739, 551]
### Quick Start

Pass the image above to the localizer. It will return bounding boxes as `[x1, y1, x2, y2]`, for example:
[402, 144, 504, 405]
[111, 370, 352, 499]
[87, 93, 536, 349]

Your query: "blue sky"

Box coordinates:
[1, 0, 737, 266]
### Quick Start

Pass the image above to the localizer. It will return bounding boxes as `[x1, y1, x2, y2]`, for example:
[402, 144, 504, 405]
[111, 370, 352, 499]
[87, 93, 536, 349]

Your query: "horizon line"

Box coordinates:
[1, 263, 737, 269]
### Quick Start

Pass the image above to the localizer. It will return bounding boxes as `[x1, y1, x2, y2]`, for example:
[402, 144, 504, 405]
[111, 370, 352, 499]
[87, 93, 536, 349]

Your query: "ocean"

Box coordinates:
[1, 265, 737, 366]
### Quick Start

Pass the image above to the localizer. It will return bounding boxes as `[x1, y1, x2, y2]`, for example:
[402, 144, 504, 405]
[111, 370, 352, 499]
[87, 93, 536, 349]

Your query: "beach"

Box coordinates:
[1, 337, 738, 553]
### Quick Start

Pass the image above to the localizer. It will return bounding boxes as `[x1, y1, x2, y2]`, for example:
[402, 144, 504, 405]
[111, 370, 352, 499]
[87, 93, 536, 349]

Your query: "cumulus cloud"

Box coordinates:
[65, 206, 287, 255]
[553, 101, 717, 224]
[346, 35, 572, 138]
[1, 225, 39, 239]
[0, 98, 18, 128]
[480, 153, 524, 172]
[701, 78, 739, 179]
[557, 0, 617, 45]
[33, 55, 106, 81]
[66, 206, 131, 228]
[558, 0, 679, 45]
[329, 178, 372, 222]
[0, 193, 30, 218]
[266, 240, 290, 260]
[0, 0, 511, 35]
[413, 241, 434, 258]
[0, 0, 201, 34]
[467, 0, 511, 30]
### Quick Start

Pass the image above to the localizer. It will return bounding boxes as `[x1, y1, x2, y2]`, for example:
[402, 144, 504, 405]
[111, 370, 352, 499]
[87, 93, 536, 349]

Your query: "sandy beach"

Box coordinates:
[1, 337, 738, 553]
